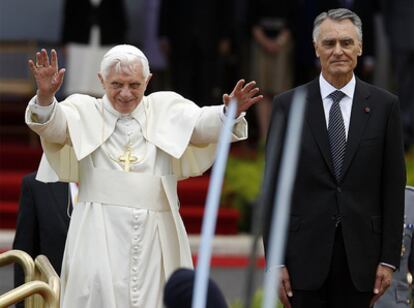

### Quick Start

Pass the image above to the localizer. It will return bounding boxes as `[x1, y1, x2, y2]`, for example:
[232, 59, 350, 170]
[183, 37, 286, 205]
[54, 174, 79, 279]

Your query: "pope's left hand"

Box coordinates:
[223, 79, 263, 118]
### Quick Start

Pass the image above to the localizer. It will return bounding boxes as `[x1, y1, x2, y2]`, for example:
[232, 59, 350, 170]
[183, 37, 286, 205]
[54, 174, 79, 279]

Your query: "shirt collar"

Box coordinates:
[319, 74, 356, 100]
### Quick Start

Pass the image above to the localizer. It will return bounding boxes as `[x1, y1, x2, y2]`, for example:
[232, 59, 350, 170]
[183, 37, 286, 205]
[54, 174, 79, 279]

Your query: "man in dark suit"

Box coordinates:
[12, 172, 72, 307]
[61, 0, 127, 45]
[264, 8, 406, 308]
[61, 0, 128, 97]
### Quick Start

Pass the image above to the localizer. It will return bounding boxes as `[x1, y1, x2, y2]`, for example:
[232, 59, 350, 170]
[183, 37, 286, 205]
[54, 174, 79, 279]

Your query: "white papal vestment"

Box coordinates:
[25, 92, 247, 308]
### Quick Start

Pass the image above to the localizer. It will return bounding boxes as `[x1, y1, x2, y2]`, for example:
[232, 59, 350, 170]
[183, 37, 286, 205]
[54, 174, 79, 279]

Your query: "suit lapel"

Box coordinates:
[341, 79, 371, 180]
[305, 79, 335, 176]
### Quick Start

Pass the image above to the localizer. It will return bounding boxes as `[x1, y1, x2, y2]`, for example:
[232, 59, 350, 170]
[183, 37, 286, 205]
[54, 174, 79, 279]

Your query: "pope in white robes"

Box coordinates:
[25, 45, 262, 308]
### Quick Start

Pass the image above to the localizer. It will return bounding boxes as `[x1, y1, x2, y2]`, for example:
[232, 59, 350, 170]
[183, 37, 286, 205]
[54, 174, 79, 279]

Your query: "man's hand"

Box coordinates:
[222, 79, 263, 118]
[370, 264, 393, 307]
[278, 267, 293, 308]
[28, 49, 65, 106]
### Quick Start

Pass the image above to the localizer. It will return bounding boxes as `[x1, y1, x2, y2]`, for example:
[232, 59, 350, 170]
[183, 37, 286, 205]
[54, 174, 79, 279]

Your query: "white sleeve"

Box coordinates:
[190, 105, 248, 145]
[25, 96, 68, 145]
[28, 97, 57, 123]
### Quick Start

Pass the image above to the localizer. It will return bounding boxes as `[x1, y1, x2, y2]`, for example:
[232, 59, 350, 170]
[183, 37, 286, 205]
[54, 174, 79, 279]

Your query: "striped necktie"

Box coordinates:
[328, 90, 346, 181]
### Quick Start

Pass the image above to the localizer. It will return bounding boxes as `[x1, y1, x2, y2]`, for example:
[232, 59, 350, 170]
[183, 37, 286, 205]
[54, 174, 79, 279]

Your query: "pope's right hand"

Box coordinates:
[28, 48, 65, 105]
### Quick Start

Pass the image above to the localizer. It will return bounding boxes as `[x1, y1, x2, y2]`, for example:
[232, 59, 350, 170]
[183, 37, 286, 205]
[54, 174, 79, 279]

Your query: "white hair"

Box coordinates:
[100, 44, 151, 80]
[312, 8, 363, 43]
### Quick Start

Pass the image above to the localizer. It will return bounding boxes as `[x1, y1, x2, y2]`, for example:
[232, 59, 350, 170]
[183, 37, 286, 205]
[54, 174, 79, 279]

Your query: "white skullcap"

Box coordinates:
[100, 44, 150, 78]
[103, 44, 148, 62]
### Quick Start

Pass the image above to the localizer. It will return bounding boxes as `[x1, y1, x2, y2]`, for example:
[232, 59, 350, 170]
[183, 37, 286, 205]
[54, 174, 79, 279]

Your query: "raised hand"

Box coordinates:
[28, 49, 65, 105]
[222, 79, 263, 118]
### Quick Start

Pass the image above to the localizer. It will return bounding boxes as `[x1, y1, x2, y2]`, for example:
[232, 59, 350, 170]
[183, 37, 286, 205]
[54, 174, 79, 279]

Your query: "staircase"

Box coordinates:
[178, 176, 240, 234]
[0, 98, 240, 235]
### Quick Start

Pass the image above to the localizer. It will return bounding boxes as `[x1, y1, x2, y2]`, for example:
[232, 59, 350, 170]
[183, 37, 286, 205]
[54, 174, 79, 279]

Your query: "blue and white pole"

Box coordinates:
[192, 99, 237, 308]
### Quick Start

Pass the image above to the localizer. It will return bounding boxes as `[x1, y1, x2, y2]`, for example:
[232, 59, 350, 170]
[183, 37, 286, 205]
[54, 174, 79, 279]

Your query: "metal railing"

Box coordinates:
[0, 250, 60, 308]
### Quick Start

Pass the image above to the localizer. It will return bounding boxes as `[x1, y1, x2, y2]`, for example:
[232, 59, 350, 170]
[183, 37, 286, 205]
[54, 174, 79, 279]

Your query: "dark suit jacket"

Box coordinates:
[264, 77, 406, 292]
[13, 172, 70, 289]
[61, 0, 127, 45]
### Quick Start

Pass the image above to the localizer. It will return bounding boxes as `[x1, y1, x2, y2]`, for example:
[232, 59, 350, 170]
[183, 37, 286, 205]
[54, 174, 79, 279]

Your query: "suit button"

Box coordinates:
[331, 215, 342, 227]
[337, 187, 342, 193]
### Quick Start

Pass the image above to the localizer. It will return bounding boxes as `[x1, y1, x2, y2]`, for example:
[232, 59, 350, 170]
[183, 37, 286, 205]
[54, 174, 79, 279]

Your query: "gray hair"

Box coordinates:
[100, 44, 151, 80]
[312, 8, 363, 43]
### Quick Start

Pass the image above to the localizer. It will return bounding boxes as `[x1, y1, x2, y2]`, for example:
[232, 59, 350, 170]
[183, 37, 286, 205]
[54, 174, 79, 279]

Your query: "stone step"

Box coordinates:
[0, 200, 240, 234]
[0, 230, 265, 259]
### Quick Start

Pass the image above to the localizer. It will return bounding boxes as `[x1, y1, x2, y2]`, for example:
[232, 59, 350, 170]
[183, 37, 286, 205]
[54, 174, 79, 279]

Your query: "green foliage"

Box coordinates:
[222, 151, 264, 231]
[406, 149, 414, 186]
[229, 289, 283, 308]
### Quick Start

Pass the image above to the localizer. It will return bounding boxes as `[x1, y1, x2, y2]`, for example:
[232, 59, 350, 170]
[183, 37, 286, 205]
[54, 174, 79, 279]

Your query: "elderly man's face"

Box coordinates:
[314, 18, 362, 83]
[99, 62, 151, 114]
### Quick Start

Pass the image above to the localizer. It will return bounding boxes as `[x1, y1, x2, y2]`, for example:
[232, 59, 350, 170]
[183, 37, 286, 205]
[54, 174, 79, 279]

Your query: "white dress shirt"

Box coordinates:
[319, 74, 356, 140]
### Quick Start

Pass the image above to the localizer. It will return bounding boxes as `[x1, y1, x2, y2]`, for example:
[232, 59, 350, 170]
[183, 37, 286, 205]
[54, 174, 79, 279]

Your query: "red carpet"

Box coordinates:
[193, 255, 265, 268]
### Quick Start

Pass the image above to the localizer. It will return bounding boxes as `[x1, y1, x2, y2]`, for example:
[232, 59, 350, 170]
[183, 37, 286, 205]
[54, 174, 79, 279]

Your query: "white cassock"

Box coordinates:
[25, 91, 247, 308]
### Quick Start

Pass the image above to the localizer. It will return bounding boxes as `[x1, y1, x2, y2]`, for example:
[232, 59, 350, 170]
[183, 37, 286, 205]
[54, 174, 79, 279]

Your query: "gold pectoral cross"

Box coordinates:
[118, 147, 138, 172]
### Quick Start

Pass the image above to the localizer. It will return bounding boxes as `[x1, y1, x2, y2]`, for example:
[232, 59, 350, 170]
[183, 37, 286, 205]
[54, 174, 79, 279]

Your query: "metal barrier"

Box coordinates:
[0, 250, 60, 308]
[0, 250, 35, 307]
[33, 255, 60, 308]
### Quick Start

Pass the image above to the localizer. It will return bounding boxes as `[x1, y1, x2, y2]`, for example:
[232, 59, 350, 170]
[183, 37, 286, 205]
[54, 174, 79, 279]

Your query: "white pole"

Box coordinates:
[262, 89, 306, 308]
[192, 99, 237, 308]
